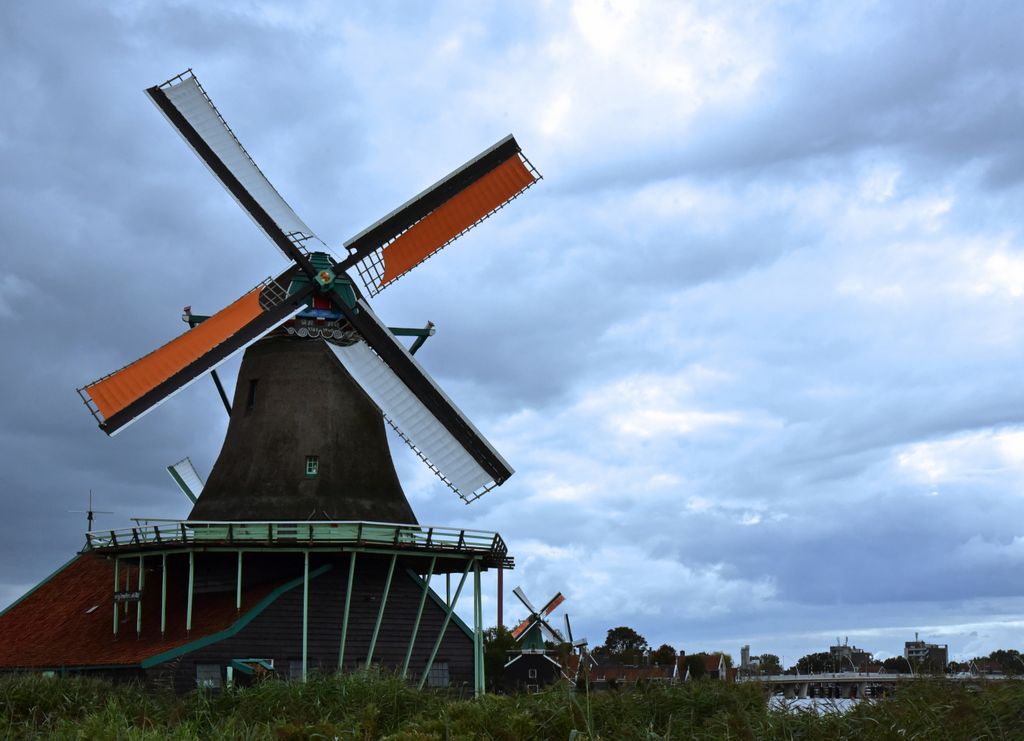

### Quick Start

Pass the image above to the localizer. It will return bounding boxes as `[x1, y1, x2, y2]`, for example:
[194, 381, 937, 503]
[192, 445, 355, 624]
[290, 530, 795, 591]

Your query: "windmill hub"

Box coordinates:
[314, 267, 336, 289]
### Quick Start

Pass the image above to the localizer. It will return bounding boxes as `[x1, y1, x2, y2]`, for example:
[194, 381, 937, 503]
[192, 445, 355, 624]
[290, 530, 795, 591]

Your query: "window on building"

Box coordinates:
[305, 455, 319, 477]
[528, 668, 538, 679]
[196, 664, 222, 689]
[245, 379, 258, 413]
[288, 660, 304, 681]
[426, 661, 450, 688]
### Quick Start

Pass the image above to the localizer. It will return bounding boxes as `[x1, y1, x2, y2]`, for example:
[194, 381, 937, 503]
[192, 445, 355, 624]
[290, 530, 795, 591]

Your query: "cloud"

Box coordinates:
[4, 0, 1024, 666]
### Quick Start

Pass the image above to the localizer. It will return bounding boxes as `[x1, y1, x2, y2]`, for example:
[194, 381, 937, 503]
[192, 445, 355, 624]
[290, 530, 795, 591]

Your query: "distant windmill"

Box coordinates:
[68, 490, 112, 533]
[563, 612, 598, 680]
[511, 587, 566, 650]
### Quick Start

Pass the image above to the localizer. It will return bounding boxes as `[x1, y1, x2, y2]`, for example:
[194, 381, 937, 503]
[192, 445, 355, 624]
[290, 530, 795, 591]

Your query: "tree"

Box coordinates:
[757, 653, 782, 675]
[794, 652, 831, 674]
[987, 649, 1023, 676]
[599, 626, 649, 664]
[650, 644, 677, 666]
[482, 626, 517, 691]
[882, 656, 911, 673]
[684, 653, 706, 680]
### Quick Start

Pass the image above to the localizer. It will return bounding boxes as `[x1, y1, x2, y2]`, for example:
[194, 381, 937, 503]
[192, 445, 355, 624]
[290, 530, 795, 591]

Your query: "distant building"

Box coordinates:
[904, 633, 948, 671]
[830, 639, 873, 671]
[701, 653, 729, 680]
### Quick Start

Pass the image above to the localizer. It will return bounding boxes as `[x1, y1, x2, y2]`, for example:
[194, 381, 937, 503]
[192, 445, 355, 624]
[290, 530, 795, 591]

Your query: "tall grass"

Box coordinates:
[2, 671, 1024, 740]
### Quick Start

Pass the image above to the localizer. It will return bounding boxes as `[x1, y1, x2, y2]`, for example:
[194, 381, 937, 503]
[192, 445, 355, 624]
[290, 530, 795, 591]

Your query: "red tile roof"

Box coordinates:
[702, 654, 724, 673]
[0, 553, 278, 669]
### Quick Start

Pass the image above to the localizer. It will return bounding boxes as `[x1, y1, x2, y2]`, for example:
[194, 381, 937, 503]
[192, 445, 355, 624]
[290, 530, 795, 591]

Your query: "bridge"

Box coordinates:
[738, 672, 995, 699]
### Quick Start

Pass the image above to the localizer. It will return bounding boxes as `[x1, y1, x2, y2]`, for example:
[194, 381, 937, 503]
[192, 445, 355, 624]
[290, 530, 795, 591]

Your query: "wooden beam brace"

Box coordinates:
[338, 552, 357, 671]
[418, 559, 472, 690]
[402, 556, 436, 679]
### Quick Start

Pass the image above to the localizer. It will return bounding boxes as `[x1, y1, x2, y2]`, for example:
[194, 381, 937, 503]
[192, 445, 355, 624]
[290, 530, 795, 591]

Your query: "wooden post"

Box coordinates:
[112, 556, 120, 637]
[236, 551, 243, 611]
[497, 565, 503, 628]
[160, 553, 167, 636]
[136, 554, 144, 636]
[186, 551, 194, 634]
[366, 554, 396, 669]
[402, 557, 436, 679]
[474, 559, 484, 697]
[338, 552, 357, 670]
[302, 550, 309, 682]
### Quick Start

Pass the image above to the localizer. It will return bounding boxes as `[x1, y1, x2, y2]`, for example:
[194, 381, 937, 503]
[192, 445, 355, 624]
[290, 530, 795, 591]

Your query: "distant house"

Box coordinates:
[590, 654, 688, 689]
[502, 650, 568, 692]
[701, 653, 728, 680]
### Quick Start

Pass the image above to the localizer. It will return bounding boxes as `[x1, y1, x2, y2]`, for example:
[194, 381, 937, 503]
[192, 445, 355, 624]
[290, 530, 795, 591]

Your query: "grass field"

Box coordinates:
[3, 671, 1024, 739]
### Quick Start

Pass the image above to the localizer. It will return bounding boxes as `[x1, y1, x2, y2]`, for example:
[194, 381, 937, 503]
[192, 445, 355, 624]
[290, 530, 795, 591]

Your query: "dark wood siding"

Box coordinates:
[151, 552, 476, 692]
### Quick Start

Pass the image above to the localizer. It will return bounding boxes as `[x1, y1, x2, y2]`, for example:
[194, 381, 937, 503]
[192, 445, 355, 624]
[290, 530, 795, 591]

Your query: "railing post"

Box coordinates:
[366, 554, 397, 668]
[402, 556, 436, 679]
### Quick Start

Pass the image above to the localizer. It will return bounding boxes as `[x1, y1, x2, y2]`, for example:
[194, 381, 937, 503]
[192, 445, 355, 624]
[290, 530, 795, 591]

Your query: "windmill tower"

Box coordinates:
[0, 70, 538, 695]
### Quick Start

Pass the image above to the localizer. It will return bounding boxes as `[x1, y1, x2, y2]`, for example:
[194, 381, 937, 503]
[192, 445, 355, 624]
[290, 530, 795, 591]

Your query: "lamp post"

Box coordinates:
[900, 655, 916, 677]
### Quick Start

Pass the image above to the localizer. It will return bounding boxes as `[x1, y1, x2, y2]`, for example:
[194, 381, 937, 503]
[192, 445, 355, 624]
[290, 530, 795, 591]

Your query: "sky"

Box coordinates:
[2, 0, 1024, 667]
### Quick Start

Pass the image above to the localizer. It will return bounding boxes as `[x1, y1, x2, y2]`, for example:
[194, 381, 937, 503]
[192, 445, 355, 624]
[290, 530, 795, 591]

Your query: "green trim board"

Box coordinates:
[141, 564, 333, 668]
[0, 554, 82, 620]
[0, 663, 143, 672]
[404, 567, 473, 640]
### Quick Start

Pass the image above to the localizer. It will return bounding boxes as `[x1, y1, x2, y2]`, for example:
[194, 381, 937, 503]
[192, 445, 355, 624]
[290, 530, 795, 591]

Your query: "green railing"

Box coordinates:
[85, 520, 509, 564]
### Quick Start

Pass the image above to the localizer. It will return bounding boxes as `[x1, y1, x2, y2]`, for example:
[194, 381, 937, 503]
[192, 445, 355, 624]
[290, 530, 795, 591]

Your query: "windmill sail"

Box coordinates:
[79, 276, 309, 435]
[344, 135, 539, 295]
[326, 299, 513, 502]
[147, 70, 319, 263]
[167, 457, 205, 503]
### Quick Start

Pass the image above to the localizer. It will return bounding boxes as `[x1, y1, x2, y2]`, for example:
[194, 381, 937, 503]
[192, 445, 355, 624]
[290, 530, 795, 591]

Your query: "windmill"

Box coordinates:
[0, 69, 536, 695]
[502, 586, 577, 690]
[510, 587, 566, 650]
[77, 68, 540, 513]
[563, 612, 598, 681]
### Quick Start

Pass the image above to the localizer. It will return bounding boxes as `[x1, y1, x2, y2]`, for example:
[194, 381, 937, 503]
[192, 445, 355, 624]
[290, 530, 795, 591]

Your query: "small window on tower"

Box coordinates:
[245, 379, 258, 413]
[305, 456, 319, 477]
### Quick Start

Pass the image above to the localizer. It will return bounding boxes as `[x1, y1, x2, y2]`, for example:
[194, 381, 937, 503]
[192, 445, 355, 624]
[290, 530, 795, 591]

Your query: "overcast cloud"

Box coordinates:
[3, 0, 1024, 665]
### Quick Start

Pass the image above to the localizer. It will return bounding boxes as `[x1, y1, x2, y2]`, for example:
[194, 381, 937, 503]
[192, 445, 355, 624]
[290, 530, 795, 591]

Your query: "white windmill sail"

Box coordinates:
[167, 457, 205, 503]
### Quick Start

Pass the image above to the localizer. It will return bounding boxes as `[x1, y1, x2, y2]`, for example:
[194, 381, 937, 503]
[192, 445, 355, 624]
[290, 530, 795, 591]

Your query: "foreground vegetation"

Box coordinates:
[3, 671, 1024, 740]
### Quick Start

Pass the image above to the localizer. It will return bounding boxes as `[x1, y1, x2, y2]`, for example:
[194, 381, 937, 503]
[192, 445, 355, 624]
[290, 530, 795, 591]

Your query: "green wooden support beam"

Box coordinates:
[136, 554, 145, 635]
[338, 552, 357, 671]
[366, 553, 397, 669]
[160, 554, 167, 636]
[186, 551, 195, 634]
[236, 551, 243, 611]
[402, 556, 436, 679]
[112, 556, 120, 637]
[302, 550, 309, 682]
[418, 560, 472, 690]
[474, 559, 484, 697]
